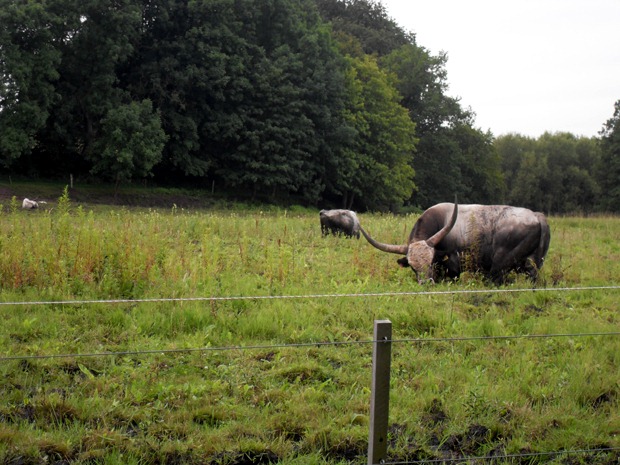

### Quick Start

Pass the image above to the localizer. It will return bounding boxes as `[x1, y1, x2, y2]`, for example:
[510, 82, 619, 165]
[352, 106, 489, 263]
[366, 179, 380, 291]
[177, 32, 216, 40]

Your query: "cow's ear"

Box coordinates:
[397, 257, 409, 268]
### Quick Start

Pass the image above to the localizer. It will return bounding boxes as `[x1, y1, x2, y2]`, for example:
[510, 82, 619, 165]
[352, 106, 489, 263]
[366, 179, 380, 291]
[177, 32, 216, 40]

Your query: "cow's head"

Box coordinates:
[361, 201, 458, 284]
[404, 202, 458, 283]
[399, 241, 436, 283]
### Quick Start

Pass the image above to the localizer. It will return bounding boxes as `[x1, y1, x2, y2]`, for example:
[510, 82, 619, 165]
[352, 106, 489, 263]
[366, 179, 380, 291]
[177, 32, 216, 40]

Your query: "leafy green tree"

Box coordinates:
[562, 165, 600, 213]
[382, 44, 494, 207]
[496, 132, 601, 213]
[537, 133, 576, 212]
[452, 124, 504, 203]
[562, 136, 601, 212]
[44, 0, 142, 164]
[598, 100, 620, 212]
[0, 0, 61, 165]
[493, 133, 536, 201]
[510, 150, 549, 212]
[206, 0, 352, 202]
[124, 0, 240, 178]
[316, 0, 410, 56]
[339, 54, 416, 210]
[90, 99, 167, 185]
[381, 45, 463, 134]
[125, 0, 352, 204]
[536, 132, 601, 213]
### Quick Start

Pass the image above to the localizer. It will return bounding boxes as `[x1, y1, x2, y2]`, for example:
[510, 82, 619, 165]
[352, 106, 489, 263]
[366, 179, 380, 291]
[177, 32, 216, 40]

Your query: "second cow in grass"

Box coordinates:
[320, 209, 361, 239]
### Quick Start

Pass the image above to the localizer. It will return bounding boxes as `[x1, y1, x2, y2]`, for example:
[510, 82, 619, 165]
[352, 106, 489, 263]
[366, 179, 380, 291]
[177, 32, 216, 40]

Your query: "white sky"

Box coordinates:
[380, 0, 620, 138]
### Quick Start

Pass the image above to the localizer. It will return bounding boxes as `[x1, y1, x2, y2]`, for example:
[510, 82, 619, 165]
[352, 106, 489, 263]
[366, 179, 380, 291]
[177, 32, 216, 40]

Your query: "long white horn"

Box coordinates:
[426, 198, 458, 247]
[360, 226, 408, 255]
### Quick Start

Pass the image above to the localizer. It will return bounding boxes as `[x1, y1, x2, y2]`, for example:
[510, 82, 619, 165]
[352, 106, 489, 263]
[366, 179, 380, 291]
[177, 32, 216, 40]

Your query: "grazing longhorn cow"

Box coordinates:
[320, 209, 361, 239]
[359, 200, 550, 284]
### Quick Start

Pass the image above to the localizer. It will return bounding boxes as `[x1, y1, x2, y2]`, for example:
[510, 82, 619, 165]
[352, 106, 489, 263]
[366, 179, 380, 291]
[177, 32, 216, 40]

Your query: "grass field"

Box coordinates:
[0, 186, 619, 464]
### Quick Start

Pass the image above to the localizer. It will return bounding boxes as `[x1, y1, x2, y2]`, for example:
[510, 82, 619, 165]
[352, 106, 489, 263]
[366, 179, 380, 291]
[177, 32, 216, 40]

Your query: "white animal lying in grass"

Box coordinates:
[22, 198, 47, 209]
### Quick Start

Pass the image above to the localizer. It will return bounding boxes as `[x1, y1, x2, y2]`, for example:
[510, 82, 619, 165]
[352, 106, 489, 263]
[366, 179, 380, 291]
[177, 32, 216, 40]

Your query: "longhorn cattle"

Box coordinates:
[359, 200, 550, 284]
[320, 209, 361, 239]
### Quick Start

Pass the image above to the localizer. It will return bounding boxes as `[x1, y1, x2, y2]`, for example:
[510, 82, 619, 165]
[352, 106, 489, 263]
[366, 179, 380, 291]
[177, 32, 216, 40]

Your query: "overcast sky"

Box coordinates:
[380, 0, 620, 138]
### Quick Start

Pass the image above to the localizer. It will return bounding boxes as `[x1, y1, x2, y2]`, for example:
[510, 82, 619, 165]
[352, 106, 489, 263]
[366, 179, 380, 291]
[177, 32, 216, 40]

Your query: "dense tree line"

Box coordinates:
[494, 102, 620, 215]
[1, 0, 618, 213]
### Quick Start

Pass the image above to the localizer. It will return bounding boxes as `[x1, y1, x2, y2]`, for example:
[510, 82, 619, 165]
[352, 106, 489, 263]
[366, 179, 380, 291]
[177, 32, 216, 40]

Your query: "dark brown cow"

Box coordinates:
[360, 200, 550, 284]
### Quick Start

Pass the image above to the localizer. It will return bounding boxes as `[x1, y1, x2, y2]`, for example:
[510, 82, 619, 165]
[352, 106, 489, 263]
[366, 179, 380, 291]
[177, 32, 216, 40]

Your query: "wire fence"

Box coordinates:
[2, 284, 618, 363]
[2, 285, 619, 464]
[1, 284, 618, 307]
[2, 330, 620, 363]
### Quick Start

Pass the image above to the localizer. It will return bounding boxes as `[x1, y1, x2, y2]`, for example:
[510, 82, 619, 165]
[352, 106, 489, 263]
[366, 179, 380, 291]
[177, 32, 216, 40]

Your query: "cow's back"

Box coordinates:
[436, 205, 540, 253]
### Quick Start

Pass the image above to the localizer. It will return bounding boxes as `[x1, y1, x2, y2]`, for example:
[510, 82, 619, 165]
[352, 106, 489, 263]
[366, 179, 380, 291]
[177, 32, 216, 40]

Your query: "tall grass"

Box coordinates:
[0, 191, 618, 464]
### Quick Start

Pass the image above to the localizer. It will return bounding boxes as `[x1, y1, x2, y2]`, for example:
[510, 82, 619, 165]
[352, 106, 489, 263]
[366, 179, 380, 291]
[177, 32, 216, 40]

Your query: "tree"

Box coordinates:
[496, 132, 602, 213]
[123, 0, 353, 204]
[382, 44, 491, 208]
[510, 150, 549, 212]
[536, 132, 601, 213]
[0, 0, 61, 165]
[562, 165, 600, 213]
[315, 0, 410, 56]
[339, 54, 416, 210]
[381, 45, 464, 134]
[598, 100, 620, 212]
[452, 124, 504, 204]
[493, 133, 536, 202]
[90, 99, 167, 185]
[124, 0, 243, 178]
[208, 0, 352, 202]
[45, 0, 142, 164]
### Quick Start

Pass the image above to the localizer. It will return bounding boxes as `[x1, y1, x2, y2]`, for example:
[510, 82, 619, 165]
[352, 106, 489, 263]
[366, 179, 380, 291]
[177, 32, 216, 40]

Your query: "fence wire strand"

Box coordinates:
[2, 330, 619, 363]
[0, 285, 618, 307]
[1, 284, 618, 362]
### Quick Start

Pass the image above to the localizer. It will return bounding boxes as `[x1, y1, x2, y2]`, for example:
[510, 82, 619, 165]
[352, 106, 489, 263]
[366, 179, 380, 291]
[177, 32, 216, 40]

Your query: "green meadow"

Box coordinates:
[0, 189, 619, 464]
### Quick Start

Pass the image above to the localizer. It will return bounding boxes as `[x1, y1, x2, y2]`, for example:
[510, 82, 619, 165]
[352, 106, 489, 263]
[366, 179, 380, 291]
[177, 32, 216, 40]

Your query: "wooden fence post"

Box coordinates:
[368, 319, 392, 465]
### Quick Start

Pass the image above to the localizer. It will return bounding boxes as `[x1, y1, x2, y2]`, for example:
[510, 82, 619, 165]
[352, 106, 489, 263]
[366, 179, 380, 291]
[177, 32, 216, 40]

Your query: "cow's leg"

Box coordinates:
[488, 221, 543, 283]
[490, 238, 539, 283]
[523, 254, 543, 282]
